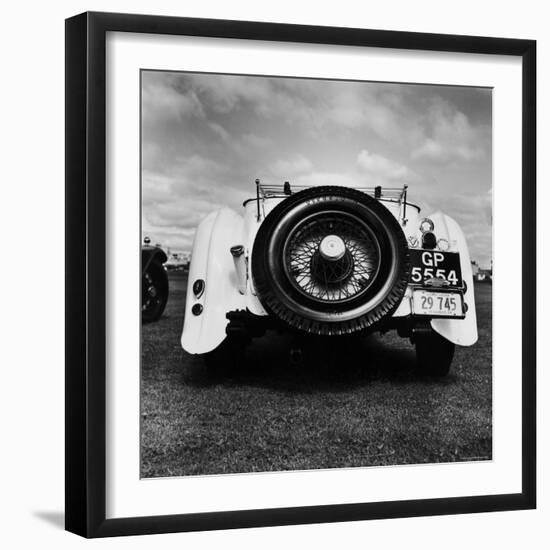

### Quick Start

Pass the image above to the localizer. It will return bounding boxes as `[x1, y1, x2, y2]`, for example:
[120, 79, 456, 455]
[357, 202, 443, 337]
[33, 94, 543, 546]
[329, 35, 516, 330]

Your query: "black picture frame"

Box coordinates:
[65, 11, 536, 538]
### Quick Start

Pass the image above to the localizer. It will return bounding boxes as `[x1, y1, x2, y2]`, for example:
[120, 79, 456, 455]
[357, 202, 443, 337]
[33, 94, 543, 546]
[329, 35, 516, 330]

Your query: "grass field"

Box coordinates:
[141, 271, 492, 477]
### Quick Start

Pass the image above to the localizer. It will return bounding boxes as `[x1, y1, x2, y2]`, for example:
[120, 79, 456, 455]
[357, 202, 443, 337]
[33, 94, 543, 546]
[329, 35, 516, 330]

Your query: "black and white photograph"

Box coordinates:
[140, 70, 493, 478]
[1, 0, 543, 544]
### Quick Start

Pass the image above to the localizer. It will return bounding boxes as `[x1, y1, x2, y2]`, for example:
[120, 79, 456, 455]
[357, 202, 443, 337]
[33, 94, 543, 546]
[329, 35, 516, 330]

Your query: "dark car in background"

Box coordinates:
[142, 237, 169, 322]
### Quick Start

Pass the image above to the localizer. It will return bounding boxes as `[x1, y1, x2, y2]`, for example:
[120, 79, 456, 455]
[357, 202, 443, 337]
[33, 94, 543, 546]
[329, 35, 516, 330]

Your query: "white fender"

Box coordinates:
[181, 208, 246, 354]
[428, 212, 478, 346]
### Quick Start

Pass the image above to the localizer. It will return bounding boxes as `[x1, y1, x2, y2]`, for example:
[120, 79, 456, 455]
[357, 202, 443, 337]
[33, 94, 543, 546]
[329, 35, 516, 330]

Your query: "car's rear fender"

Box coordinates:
[142, 246, 167, 273]
[428, 212, 478, 346]
[181, 208, 246, 354]
[391, 213, 478, 346]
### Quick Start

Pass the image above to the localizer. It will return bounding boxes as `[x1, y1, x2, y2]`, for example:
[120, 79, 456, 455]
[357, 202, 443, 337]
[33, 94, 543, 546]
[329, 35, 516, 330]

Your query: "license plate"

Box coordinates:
[412, 290, 464, 317]
[409, 249, 462, 287]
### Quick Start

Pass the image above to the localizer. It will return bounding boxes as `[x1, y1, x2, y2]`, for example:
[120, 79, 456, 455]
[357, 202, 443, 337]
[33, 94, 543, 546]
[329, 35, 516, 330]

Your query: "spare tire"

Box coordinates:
[251, 186, 410, 336]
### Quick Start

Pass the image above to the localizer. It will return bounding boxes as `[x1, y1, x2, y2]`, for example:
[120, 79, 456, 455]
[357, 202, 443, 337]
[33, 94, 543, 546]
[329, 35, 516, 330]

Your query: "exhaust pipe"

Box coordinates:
[230, 245, 247, 294]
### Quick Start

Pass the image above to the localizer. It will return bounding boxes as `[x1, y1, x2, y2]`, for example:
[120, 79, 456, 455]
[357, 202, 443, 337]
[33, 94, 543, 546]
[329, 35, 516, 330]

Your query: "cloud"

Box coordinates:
[207, 121, 231, 142]
[140, 71, 492, 264]
[411, 100, 489, 163]
[241, 133, 272, 148]
[190, 73, 275, 114]
[356, 150, 416, 184]
[142, 73, 205, 125]
[269, 155, 313, 176]
[325, 87, 411, 141]
[141, 223, 196, 252]
[141, 152, 240, 246]
[484, 187, 492, 225]
[293, 171, 361, 188]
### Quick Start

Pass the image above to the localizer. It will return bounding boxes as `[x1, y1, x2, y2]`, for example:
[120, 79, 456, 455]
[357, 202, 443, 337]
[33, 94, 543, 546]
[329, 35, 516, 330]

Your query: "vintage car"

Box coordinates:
[142, 237, 169, 322]
[181, 182, 477, 376]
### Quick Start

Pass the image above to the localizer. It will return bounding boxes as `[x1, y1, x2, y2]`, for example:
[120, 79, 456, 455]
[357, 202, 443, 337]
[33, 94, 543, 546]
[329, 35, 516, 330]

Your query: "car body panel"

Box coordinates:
[428, 213, 478, 346]
[181, 208, 246, 354]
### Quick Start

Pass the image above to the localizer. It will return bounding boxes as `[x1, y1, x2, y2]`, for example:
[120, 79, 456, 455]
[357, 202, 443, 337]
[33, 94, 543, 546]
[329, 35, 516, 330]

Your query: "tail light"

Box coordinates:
[422, 232, 437, 249]
[192, 279, 205, 298]
[437, 238, 450, 251]
[419, 218, 434, 233]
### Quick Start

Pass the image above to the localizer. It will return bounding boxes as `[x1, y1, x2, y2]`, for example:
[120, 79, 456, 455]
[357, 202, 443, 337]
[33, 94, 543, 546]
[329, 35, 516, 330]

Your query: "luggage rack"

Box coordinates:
[253, 179, 412, 224]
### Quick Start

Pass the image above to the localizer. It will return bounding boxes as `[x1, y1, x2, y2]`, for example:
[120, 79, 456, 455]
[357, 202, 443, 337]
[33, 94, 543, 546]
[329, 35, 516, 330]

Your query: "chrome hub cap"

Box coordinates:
[319, 234, 346, 261]
[284, 213, 382, 303]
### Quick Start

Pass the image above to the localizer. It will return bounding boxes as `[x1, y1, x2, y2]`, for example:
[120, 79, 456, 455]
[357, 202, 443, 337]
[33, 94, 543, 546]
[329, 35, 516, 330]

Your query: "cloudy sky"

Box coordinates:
[142, 71, 492, 268]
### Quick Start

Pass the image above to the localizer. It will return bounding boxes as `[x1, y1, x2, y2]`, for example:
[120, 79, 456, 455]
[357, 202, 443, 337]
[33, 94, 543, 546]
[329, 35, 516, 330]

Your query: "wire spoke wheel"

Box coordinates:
[284, 214, 381, 303]
[252, 186, 410, 336]
[141, 262, 169, 323]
